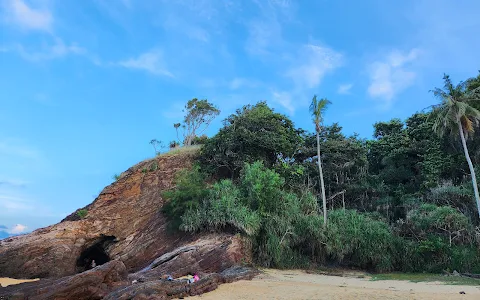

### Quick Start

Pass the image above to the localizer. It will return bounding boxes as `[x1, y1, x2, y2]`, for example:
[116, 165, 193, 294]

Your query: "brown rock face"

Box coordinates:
[0, 239, 256, 300]
[0, 152, 249, 280]
[0, 260, 128, 300]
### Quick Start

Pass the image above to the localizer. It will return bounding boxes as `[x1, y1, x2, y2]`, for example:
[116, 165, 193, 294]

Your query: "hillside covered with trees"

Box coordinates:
[162, 72, 480, 273]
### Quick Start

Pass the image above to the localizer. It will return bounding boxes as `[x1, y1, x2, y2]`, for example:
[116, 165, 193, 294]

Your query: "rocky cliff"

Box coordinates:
[0, 150, 256, 299]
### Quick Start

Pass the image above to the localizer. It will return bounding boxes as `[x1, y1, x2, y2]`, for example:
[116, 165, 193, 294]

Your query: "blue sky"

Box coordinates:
[1, 0, 479, 234]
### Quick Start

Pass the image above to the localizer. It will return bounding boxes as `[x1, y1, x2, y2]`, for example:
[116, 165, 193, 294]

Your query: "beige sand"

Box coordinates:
[0, 277, 39, 287]
[188, 269, 480, 300]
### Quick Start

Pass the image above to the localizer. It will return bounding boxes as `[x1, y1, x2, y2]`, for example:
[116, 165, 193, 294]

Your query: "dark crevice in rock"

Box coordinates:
[76, 235, 117, 273]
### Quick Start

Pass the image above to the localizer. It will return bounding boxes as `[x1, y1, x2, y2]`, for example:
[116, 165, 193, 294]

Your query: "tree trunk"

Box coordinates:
[316, 132, 328, 226]
[458, 121, 480, 218]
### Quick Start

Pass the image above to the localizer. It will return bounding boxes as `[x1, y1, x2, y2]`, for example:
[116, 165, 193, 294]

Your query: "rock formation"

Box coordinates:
[0, 151, 256, 299]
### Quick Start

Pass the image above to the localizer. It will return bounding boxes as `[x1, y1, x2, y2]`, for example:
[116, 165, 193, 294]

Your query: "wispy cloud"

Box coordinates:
[3, 38, 86, 61]
[0, 179, 27, 188]
[0, 194, 34, 213]
[286, 44, 343, 89]
[367, 48, 420, 108]
[3, 0, 52, 32]
[161, 102, 185, 120]
[272, 91, 294, 114]
[271, 43, 342, 113]
[338, 83, 353, 95]
[245, 18, 282, 56]
[229, 78, 260, 90]
[0, 137, 50, 175]
[244, 0, 292, 57]
[119, 50, 174, 77]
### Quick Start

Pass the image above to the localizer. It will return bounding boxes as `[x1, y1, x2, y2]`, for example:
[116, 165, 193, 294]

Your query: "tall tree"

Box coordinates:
[310, 95, 330, 225]
[180, 98, 220, 146]
[429, 74, 480, 218]
[173, 123, 181, 143]
[200, 102, 300, 179]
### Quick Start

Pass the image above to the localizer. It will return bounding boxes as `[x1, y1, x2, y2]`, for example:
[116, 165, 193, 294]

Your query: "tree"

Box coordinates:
[429, 74, 480, 218]
[200, 102, 301, 179]
[174, 123, 181, 143]
[180, 98, 220, 146]
[149, 139, 163, 155]
[310, 95, 330, 226]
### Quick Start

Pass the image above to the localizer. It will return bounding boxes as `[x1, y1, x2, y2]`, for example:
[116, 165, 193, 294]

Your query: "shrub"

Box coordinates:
[404, 204, 474, 245]
[393, 204, 480, 272]
[427, 185, 478, 224]
[77, 209, 88, 219]
[191, 135, 209, 145]
[181, 180, 261, 235]
[112, 174, 120, 181]
[323, 210, 396, 272]
[162, 165, 209, 228]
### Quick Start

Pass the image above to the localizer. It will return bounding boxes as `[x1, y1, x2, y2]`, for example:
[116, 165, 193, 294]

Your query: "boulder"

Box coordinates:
[104, 266, 258, 300]
[0, 260, 128, 300]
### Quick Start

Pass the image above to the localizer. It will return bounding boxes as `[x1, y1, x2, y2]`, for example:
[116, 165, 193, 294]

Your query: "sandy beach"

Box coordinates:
[188, 269, 480, 300]
[0, 277, 39, 287]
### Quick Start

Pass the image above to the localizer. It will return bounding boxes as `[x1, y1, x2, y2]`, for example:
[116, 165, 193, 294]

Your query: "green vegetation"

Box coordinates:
[371, 273, 480, 286]
[161, 72, 480, 274]
[77, 209, 88, 219]
[173, 98, 220, 146]
[112, 174, 120, 181]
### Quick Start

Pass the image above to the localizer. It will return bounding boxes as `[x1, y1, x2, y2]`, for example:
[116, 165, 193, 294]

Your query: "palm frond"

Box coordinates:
[429, 74, 480, 139]
[309, 95, 331, 126]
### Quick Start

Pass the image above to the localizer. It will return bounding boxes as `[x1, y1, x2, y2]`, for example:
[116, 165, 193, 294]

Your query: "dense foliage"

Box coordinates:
[163, 72, 480, 273]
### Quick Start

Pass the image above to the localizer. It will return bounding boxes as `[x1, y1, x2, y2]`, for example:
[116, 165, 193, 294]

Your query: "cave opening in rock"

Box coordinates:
[76, 235, 116, 272]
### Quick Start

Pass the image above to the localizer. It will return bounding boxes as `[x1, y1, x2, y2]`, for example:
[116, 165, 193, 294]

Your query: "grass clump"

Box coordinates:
[159, 145, 201, 157]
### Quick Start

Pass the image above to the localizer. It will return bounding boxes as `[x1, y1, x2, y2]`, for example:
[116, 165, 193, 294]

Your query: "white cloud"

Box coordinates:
[338, 83, 353, 95]
[367, 48, 420, 107]
[286, 44, 343, 89]
[9, 224, 28, 234]
[4, 0, 52, 32]
[119, 50, 174, 77]
[272, 91, 294, 114]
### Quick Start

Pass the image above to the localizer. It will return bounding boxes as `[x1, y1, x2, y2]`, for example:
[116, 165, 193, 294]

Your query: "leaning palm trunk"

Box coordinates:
[316, 132, 328, 226]
[458, 121, 480, 218]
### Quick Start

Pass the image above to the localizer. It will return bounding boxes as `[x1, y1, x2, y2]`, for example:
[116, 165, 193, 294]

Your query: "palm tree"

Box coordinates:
[310, 95, 331, 226]
[429, 74, 480, 218]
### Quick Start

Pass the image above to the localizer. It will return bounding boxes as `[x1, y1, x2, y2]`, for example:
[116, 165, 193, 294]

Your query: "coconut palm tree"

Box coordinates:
[310, 95, 331, 226]
[429, 74, 480, 218]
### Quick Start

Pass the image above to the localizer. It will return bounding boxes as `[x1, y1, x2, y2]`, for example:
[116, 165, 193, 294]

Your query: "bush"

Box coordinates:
[427, 185, 478, 224]
[77, 209, 88, 219]
[403, 204, 474, 245]
[181, 180, 261, 235]
[191, 135, 208, 145]
[393, 203, 480, 273]
[162, 165, 209, 229]
[323, 210, 396, 272]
